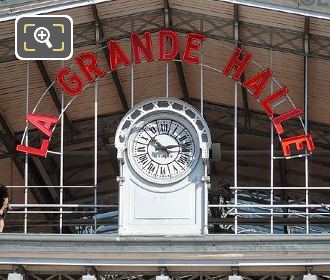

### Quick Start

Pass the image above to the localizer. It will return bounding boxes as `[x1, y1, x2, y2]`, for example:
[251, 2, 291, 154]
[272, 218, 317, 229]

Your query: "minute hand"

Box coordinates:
[165, 144, 188, 149]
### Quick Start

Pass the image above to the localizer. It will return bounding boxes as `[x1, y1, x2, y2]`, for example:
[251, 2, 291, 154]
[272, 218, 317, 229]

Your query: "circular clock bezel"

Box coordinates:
[127, 112, 200, 185]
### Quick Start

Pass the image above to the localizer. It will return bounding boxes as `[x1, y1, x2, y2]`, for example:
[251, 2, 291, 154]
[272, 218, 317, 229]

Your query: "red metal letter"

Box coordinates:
[108, 40, 130, 71]
[272, 108, 303, 135]
[57, 67, 84, 96]
[75, 52, 106, 83]
[260, 86, 289, 117]
[223, 48, 252, 80]
[131, 32, 154, 64]
[281, 134, 315, 157]
[242, 68, 272, 98]
[16, 139, 50, 157]
[182, 33, 205, 64]
[27, 114, 59, 138]
[158, 30, 179, 61]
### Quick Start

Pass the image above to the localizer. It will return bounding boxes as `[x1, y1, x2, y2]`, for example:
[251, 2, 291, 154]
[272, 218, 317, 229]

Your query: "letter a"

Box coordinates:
[242, 68, 272, 99]
[15, 114, 58, 157]
[108, 40, 130, 71]
[27, 114, 59, 138]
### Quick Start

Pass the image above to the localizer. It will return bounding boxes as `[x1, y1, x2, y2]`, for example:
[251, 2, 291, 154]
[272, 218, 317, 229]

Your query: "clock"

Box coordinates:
[127, 114, 199, 184]
[115, 98, 212, 236]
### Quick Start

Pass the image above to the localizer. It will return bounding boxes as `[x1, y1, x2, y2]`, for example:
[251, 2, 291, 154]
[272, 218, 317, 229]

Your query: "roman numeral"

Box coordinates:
[177, 154, 190, 165]
[172, 165, 178, 172]
[159, 123, 169, 133]
[182, 146, 191, 153]
[149, 126, 157, 134]
[185, 141, 192, 147]
[171, 124, 178, 134]
[160, 166, 166, 175]
[138, 154, 149, 165]
[179, 135, 187, 142]
[137, 146, 146, 153]
[147, 162, 156, 173]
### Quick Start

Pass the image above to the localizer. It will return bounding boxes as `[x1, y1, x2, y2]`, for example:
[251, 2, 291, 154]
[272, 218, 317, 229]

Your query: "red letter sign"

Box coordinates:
[16, 114, 59, 157]
[272, 108, 303, 134]
[260, 86, 289, 117]
[281, 134, 315, 156]
[223, 48, 252, 80]
[242, 68, 272, 98]
[131, 32, 154, 64]
[57, 67, 84, 96]
[158, 30, 179, 61]
[182, 33, 205, 64]
[75, 52, 106, 83]
[16, 139, 50, 157]
[26, 114, 59, 138]
[108, 40, 130, 71]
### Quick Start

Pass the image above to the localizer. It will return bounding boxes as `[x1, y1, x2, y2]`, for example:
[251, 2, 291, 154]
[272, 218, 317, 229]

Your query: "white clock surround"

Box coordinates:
[115, 98, 211, 236]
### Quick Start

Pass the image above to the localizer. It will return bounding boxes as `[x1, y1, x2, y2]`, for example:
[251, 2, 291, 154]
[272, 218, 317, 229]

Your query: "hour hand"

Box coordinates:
[150, 136, 164, 148]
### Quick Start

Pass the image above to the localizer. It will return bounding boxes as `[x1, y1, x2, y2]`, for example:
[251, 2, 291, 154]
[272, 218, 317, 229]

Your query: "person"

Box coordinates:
[0, 184, 9, 233]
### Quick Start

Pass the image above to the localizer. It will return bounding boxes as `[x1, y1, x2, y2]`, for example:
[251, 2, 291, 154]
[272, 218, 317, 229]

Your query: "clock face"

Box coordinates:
[128, 117, 198, 184]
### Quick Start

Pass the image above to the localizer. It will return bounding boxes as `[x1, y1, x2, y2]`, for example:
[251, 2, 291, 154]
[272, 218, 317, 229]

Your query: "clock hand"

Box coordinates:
[162, 150, 180, 153]
[165, 144, 188, 149]
[154, 146, 170, 155]
[150, 136, 165, 149]
[155, 141, 165, 148]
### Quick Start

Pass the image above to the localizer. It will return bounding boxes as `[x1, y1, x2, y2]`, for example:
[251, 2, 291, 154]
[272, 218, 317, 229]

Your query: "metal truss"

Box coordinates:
[36, 61, 72, 128]
[1, 8, 330, 62]
[164, 0, 191, 103]
[172, 10, 233, 42]
[197, 100, 330, 149]
[91, 4, 129, 112]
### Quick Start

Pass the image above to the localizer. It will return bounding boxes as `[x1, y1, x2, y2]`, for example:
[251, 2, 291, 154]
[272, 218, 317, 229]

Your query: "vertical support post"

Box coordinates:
[270, 44, 274, 235]
[270, 122, 274, 234]
[164, 0, 170, 98]
[166, 62, 169, 98]
[94, 21, 100, 233]
[234, 5, 239, 234]
[131, 65, 134, 107]
[59, 61, 64, 234]
[234, 82, 238, 234]
[200, 17, 204, 116]
[199, 15, 207, 234]
[24, 61, 30, 234]
[118, 161, 124, 233]
[304, 16, 310, 234]
[94, 73, 98, 234]
[131, 16, 134, 108]
[203, 163, 209, 234]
